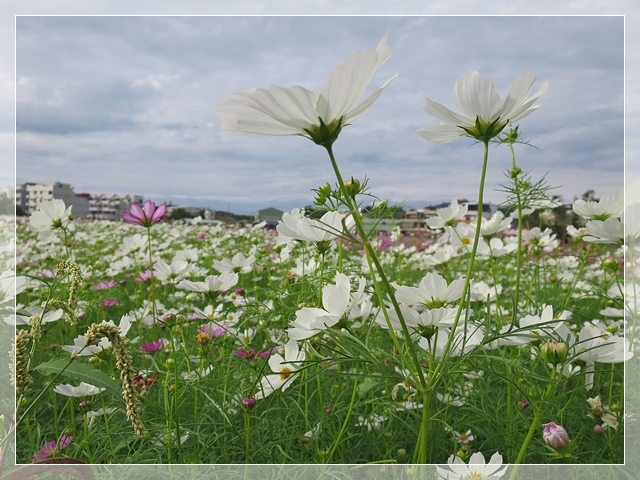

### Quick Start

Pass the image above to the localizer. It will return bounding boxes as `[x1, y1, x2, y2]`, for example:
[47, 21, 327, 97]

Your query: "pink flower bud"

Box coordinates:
[242, 397, 256, 409]
[593, 424, 605, 435]
[543, 422, 570, 452]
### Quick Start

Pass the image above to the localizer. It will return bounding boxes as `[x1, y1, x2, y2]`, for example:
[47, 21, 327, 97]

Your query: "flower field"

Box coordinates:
[6, 190, 634, 467]
[3, 31, 638, 478]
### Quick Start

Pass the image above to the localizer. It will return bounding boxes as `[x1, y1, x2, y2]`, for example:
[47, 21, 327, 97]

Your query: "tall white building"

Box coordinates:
[16, 182, 90, 217]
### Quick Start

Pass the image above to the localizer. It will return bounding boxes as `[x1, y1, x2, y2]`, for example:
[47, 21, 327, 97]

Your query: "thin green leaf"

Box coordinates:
[34, 358, 122, 398]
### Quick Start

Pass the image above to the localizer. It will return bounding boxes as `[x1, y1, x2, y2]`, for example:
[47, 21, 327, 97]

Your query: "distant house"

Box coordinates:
[255, 207, 284, 227]
[88, 193, 143, 221]
[463, 202, 498, 222]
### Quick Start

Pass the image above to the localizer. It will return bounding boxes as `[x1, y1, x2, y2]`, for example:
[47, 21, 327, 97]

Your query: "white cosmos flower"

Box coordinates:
[575, 323, 633, 390]
[422, 324, 485, 358]
[6, 306, 64, 326]
[476, 237, 517, 258]
[276, 209, 354, 244]
[54, 381, 105, 397]
[393, 272, 465, 308]
[217, 33, 397, 146]
[288, 272, 366, 340]
[356, 414, 386, 432]
[213, 252, 256, 274]
[153, 259, 191, 284]
[624, 202, 640, 251]
[572, 193, 624, 220]
[255, 339, 305, 400]
[508, 305, 572, 346]
[177, 271, 239, 293]
[480, 211, 513, 236]
[376, 303, 455, 334]
[418, 71, 549, 143]
[29, 199, 73, 240]
[61, 315, 132, 355]
[582, 217, 624, 245]
[436, 451, 508, 480]
[426, 199, 468, 229]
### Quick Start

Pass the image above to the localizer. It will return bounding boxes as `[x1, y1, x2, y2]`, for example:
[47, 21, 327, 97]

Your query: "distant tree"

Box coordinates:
[170, 208, 195, 220]
[0, 193, 14, 215]
[581, 189, 597, 202]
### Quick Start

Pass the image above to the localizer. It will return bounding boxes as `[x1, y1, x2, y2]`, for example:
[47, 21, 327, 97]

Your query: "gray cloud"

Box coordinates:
[10, 14, 629, 213]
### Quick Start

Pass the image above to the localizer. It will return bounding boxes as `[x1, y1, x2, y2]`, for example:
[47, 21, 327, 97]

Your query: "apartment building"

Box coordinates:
[88, 193, 144, 221]
[16, 182, 144, 221]
[16, 182, 90, 217]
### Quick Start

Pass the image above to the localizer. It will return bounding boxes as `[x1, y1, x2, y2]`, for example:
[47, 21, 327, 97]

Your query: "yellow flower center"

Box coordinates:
[469, 472, 484, 480]
[279, 367, 292, 380]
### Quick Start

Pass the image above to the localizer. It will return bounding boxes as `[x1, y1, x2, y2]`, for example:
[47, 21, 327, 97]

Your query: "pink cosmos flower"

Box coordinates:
[234, 348, 276, 362]
[198, 323, 228, 338]
[31, 435, 73, 462]
[41, 269, 57, 278]
[141, 340, 164, 352]
[135, 270, 154, 282]
[93, 280, 117, 290]
[100, 298, 119, 307]
[122, 200, 167, 227]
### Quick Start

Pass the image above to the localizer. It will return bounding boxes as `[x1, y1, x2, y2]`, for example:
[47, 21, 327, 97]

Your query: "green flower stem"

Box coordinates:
[244, 409, 251, 463]
[508, 139, 525, 324]
[427, 140, 490, 386]
[325, 364, 359, 463]
[324, 145, 426, 389]
[162, 379, 172, 462]
[145, 226, 158, 321]
[506, 347, 514, 458]
[414, 386, 432, 464]
[561, 243, 593, 310]
[510, 367, 558, 476]
[324, 143, 430, 462]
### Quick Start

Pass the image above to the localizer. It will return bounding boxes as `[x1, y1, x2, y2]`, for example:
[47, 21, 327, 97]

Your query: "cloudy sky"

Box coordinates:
[5, 3, 636, 215]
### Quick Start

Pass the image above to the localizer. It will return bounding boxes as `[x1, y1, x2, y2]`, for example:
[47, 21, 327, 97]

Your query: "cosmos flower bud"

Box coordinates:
[593, 424, 605, 435]
[242, 397, 257, 409]
[543, 422, 570, 452]
[540, 341, 568, 365]
[344, 177, 361, 198]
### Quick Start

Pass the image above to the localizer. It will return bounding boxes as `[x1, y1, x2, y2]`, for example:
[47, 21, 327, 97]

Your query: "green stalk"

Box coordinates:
[561, 244, 593, 310]
[510, 367, 557, 477]
[244, 409, 251, 463]
[145, 226, 158, 321]
[325, 364, 359, 463]
[324, 145, 426, 389]
[428, 140, 490, 383]
[508, 139, 525, 325]
[324, 143, 434, 462]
